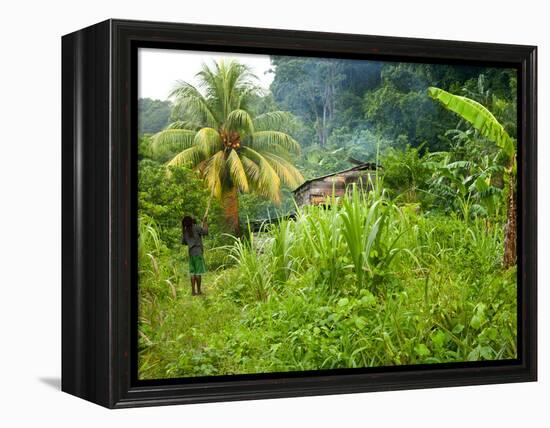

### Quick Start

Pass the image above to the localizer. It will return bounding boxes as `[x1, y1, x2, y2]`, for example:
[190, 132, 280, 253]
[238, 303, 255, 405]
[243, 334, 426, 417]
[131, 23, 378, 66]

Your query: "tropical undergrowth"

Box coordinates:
[138, 183, 517, 379]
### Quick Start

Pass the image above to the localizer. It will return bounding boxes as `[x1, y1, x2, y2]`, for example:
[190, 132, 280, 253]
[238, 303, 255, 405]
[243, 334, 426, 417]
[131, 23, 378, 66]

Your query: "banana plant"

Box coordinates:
[428, 87, 516, 267]
[426, 152, 503, 221]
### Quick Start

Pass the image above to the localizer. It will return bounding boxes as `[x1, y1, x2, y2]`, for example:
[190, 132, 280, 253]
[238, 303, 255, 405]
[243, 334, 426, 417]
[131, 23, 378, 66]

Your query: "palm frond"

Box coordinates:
[203, 150, 226, 198]
[221, 61, 258, 113]
[241, 147, 281, 203]
[236, 87, 265, 111]
[197, 60, 259, 120]
[170, 80, 220, 128]
[226, 149, 250, 192]
[221, 61, 247, 114]
[261, 153, 305, 188]
[194, 127, 222, 157]
[151, 129, 196, 154]
[240, 156, 261, 186]
[166, 145, 204, 168]
[196, 63, 226, 116]
[253, 111, 295, 131]
[226, 109, 255, 135]
[166, 120, 201, 130]
[249, 131, 301, 155]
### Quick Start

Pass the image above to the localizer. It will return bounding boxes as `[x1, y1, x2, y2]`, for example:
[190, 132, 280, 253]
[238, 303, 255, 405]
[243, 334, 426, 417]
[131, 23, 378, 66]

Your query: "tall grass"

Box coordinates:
[231, 183, 412, 297]
[226, 229, 273, 302]
[138, 186, 517, 379]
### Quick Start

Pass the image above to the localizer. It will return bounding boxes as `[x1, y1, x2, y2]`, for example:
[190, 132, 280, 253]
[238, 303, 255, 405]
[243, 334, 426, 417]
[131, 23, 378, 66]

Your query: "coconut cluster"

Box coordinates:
[220, 129, 241, 150]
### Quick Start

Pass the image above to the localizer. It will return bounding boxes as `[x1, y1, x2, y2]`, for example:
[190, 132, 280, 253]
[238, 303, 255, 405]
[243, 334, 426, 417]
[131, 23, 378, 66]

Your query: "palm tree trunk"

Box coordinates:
[221, 186, 240, 235]
[503, 172, 516, 268]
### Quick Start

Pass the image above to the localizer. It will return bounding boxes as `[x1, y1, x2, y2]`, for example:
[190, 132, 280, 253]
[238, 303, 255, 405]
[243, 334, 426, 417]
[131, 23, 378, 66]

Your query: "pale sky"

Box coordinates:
[138, 48, 274, 101]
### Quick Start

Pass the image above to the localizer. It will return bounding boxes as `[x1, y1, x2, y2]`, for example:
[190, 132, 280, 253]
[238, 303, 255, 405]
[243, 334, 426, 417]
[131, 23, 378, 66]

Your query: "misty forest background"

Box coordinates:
[138, 56, 518, 379]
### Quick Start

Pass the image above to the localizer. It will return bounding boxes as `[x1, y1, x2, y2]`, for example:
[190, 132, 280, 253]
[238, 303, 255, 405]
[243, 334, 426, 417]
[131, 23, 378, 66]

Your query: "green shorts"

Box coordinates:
[188, 254, 206, 275]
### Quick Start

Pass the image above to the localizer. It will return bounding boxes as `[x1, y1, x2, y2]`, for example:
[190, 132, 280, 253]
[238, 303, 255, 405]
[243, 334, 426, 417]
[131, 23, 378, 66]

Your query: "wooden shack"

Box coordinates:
[293, 162, 379, 207]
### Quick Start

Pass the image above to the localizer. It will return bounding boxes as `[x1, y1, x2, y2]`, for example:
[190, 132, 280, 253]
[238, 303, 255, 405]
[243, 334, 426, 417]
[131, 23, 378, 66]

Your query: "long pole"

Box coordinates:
[203, 194, 213, 222]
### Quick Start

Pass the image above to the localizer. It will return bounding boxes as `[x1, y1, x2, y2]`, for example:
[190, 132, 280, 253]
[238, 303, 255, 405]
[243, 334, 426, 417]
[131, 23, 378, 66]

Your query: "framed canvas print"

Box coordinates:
[62, 19, 537, 408]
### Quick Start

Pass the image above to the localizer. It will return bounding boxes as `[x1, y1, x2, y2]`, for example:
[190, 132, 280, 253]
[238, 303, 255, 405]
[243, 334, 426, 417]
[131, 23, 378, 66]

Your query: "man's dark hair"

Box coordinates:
[182, 215, 195, 236]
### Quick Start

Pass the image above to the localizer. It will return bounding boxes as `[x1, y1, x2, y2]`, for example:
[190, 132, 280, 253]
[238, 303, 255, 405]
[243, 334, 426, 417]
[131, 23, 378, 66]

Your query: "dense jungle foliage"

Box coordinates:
[137, 56, 517, 379]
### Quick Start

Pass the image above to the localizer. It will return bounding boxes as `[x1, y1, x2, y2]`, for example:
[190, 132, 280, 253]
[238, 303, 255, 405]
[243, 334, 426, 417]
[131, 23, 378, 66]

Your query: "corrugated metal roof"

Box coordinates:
[292, 162, 379, 194]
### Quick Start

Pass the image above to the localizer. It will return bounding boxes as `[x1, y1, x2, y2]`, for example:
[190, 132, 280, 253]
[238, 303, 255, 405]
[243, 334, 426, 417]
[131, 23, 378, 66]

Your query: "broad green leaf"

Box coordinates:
[414, 344, 431, 357]
[360, 293, 376, 307]
[431, 330, 447, 348]
[337, 298, 349, 307]
[428, 87, 515, 159]
[354, 316, 367, 329]
[470, 313, 484, 330]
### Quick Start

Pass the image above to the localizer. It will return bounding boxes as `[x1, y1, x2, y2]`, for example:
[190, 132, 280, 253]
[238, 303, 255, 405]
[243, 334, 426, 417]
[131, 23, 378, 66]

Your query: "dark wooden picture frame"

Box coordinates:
[62, 19, 537, 408]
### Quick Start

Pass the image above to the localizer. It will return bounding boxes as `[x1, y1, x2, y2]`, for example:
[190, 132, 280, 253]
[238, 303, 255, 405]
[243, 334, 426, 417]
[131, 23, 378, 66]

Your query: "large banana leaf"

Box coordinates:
[428, 87, 515, 159]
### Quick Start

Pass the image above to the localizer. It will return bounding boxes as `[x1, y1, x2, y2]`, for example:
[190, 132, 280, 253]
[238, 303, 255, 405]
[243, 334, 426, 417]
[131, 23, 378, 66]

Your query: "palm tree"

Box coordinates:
[152, 60, 304, 234]
[428, 87, 516, 267]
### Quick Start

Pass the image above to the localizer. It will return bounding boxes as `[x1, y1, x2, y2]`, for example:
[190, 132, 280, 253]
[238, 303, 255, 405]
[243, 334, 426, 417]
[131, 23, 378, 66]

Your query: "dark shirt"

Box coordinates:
[182, 224, 208, 256]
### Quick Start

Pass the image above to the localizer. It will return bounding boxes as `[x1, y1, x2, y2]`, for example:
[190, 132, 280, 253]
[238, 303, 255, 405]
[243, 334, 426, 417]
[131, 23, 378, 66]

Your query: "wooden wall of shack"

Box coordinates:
[293, 169, 377, 207]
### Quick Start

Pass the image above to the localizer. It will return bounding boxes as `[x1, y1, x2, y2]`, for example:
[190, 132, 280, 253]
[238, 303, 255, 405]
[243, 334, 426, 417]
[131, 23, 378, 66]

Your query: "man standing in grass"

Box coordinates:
[181, 215, 208, 296]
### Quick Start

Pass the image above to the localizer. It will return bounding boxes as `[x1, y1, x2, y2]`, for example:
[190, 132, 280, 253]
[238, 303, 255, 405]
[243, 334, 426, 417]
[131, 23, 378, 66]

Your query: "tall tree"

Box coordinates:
[152, 60, 304, 234]
[428, 87, 516, 267]
[270, 58, 345, 146]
